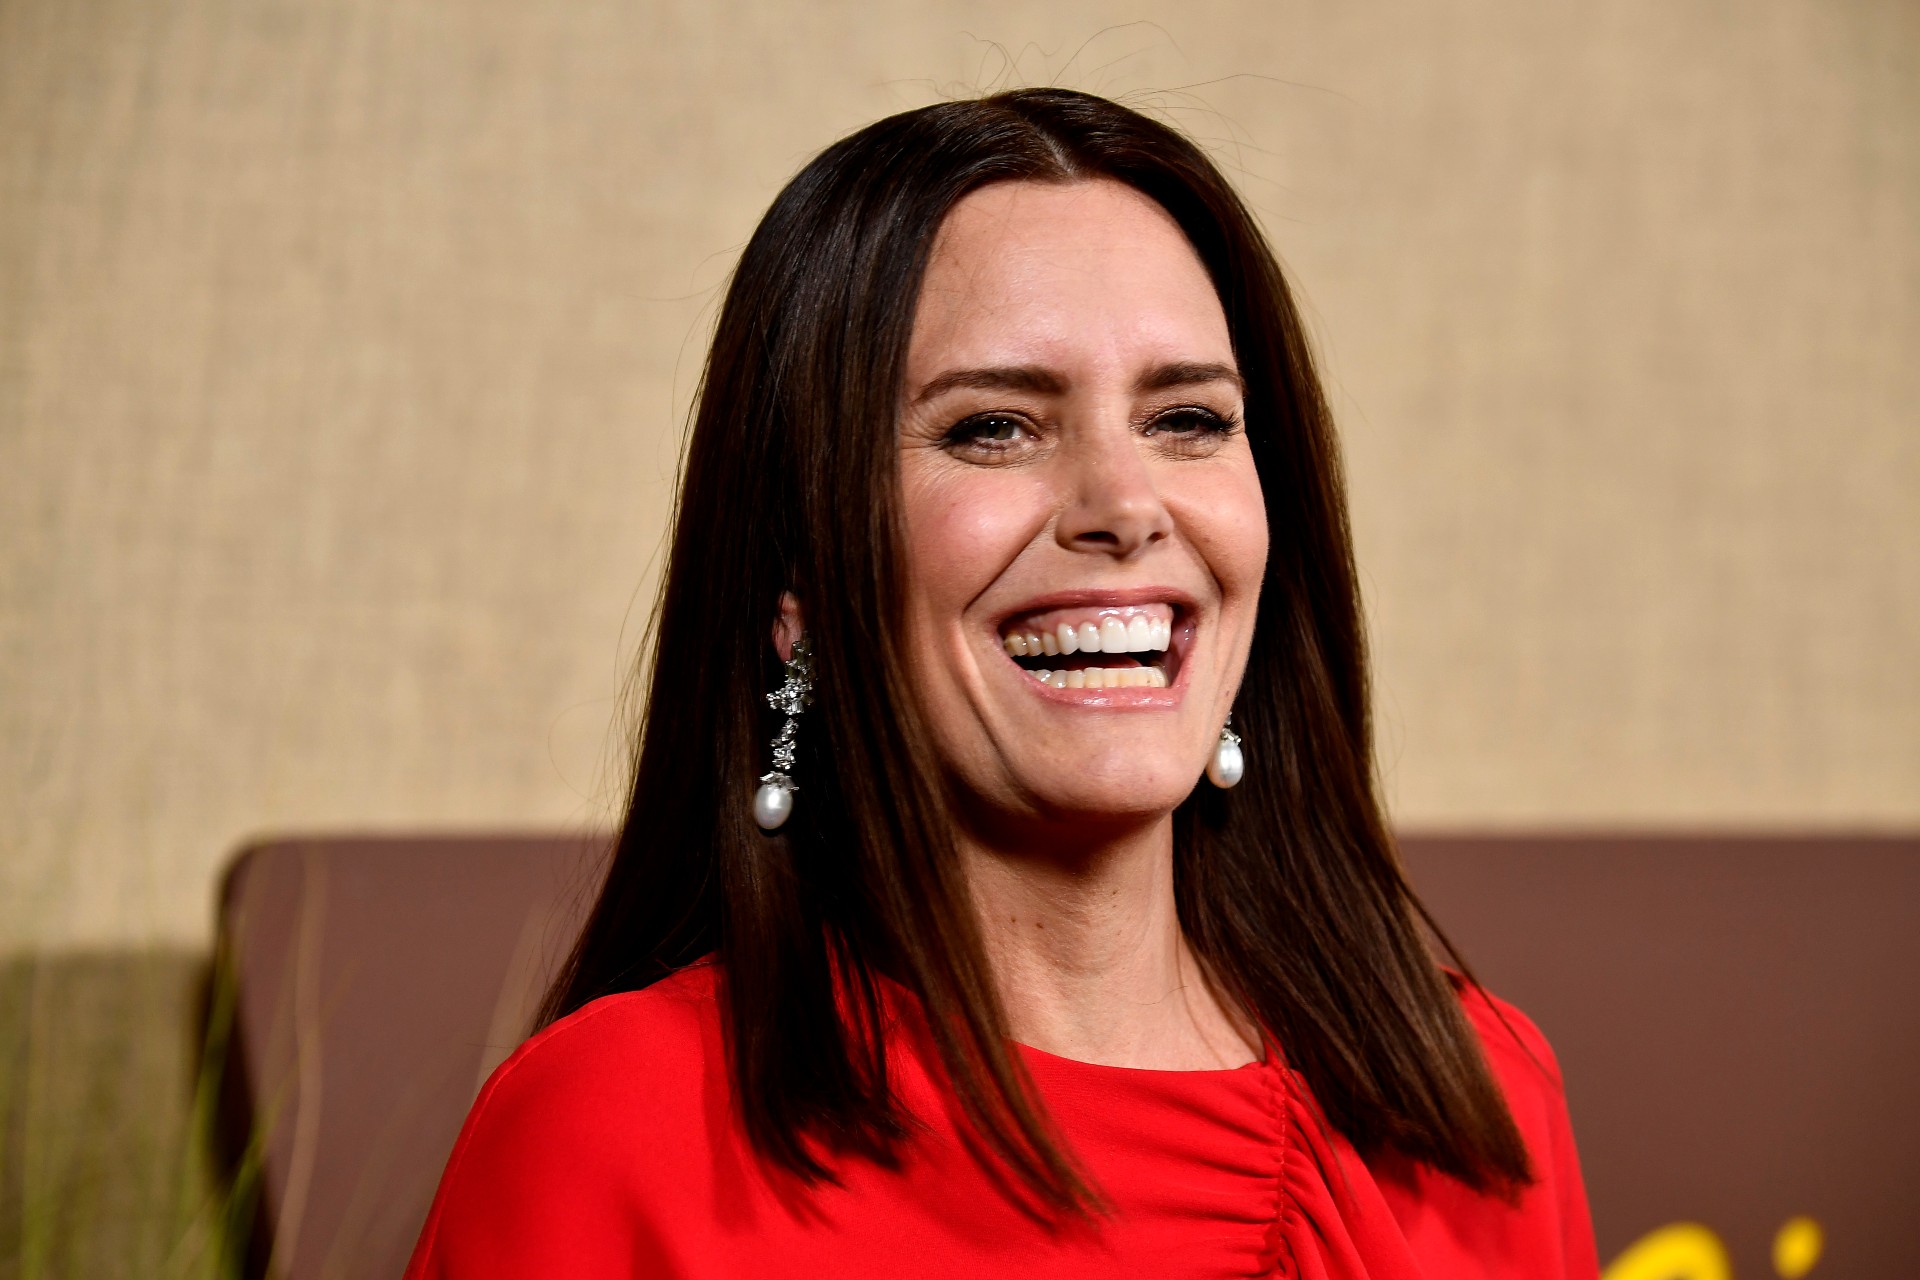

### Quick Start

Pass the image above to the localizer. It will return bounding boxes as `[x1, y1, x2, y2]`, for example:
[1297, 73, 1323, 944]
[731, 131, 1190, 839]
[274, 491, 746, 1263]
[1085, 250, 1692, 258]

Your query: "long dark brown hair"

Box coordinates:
[539, 87, 1532, 1209]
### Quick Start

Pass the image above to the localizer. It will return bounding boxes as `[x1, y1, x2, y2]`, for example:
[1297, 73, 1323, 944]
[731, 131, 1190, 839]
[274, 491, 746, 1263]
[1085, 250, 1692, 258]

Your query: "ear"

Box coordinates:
[772, 591, 804, 662]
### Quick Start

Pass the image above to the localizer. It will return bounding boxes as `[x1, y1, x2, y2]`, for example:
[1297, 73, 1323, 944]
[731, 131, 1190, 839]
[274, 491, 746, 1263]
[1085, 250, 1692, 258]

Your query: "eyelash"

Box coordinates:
[944, 406, 1242, 451]
[1147, 406, 1242, 439]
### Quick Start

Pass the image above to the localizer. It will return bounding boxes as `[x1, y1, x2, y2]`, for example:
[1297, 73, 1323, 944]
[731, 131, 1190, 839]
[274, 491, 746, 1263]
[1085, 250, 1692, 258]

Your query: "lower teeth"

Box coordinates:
[1027, 667, 1166, 690]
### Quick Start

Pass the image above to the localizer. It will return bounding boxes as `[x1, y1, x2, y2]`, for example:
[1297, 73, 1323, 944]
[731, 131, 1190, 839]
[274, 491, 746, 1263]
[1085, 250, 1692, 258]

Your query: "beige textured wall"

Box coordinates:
[4, 0, 1915, 951]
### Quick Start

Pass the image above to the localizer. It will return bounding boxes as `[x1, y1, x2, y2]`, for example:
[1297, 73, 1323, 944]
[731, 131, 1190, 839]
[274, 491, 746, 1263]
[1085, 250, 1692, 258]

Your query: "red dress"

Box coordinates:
[405, 962, 1598, 1278]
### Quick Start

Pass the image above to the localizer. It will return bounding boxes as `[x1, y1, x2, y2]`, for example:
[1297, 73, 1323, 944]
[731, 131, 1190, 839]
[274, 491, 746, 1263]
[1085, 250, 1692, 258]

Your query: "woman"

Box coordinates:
[406, 89, 1598, 1278]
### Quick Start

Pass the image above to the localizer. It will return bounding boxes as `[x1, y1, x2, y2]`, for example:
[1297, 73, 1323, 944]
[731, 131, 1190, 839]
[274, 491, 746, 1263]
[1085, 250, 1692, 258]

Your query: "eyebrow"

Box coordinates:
[910, 360, 1243, 406]
[910, 365, 1065, 405]
[1134, 361, 1244, 395]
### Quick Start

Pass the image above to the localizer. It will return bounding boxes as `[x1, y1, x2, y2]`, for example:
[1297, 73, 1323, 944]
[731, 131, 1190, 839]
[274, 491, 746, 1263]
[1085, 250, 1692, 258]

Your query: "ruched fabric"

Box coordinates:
[406, 962, 1598, 1278]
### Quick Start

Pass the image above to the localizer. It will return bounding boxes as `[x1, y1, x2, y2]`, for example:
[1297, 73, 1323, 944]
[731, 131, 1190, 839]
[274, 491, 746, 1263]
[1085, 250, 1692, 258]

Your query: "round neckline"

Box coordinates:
[864, 966, 1276, 1079]
[1012, 1034, 1274, 1078]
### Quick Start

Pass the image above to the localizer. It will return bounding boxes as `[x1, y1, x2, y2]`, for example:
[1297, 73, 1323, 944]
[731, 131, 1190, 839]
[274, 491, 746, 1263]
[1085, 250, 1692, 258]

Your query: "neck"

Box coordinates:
[959, 812, 1260, 1070]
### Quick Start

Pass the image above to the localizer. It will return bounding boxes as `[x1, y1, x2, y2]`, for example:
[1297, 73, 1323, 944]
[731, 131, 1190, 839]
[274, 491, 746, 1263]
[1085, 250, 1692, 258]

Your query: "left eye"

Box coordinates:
[1146, 407, 1235, 436]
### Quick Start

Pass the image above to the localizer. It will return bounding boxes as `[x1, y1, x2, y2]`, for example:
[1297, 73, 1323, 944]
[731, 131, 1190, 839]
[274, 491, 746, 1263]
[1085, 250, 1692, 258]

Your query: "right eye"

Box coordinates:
[944, 413, 1037, 458]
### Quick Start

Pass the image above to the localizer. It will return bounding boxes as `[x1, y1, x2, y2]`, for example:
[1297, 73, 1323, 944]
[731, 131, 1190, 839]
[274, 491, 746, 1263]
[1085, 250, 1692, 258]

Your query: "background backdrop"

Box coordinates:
[6, 0, 1917, 953]
[1, 0, 1915, 1271]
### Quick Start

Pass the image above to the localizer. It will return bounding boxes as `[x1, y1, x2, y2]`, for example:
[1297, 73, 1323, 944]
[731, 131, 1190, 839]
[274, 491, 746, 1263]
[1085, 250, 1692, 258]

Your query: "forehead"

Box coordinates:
[909, 179, 1232, 372]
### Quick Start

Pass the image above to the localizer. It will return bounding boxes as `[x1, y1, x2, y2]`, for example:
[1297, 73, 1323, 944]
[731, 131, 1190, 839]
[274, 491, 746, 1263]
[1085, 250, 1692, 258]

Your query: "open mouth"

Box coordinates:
[996, 603, 1179, 691]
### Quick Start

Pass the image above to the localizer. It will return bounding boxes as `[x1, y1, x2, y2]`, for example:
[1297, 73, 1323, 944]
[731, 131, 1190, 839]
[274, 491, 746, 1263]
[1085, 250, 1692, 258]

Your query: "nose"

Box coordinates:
[1053, 426, 1173, 560]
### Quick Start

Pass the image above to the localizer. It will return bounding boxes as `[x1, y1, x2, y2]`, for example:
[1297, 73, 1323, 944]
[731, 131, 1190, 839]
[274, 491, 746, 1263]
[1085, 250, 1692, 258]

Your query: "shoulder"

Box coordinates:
[1448, 978, 1572, 1148]
[456, 961, 730, 1177]
[1452, 978, 1565, 1096]
[1448, 978, 1590, 1197]
[1447, 982, 1601, 1273]
[405, 963, 730, 1275]
[484, 961, 725, 1121]
[1363, 982, 1598, 1276]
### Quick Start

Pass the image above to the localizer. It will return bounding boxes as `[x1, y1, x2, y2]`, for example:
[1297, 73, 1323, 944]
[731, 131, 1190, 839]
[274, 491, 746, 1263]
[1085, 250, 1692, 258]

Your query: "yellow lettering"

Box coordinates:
[1601, 1223, 1732, 1280]
[1772, 1217, 1823, 1278]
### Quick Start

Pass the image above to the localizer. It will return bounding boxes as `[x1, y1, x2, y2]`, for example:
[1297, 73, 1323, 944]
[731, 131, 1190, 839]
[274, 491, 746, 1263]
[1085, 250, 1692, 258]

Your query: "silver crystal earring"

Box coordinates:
[753, 635, 813, 831]
[1207, 712, 1244, 789]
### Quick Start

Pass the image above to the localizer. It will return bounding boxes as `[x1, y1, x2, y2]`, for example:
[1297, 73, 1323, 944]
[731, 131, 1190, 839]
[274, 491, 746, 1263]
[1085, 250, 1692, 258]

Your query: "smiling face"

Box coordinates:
[897, 179, 1269, 833]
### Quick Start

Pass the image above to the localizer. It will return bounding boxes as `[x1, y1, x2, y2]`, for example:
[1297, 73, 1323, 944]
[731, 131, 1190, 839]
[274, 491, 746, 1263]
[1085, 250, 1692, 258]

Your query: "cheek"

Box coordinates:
[1229, 482, 1270, 595]
[901, 466, 1045, 625]
[1182, 459, 1269, 599]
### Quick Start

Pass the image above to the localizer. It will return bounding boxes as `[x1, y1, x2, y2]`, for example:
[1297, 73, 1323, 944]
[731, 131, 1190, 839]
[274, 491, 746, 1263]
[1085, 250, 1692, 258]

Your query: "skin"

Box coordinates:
[892, 178, 1270, 1070]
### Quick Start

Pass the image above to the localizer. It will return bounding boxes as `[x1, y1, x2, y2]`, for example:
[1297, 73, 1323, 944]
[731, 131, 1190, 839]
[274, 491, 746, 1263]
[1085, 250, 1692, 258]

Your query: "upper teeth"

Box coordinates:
[1002, 615, 1171, 658]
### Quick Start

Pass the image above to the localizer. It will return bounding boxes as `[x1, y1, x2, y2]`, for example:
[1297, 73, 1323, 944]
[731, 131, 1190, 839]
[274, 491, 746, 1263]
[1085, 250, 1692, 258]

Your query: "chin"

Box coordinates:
[1011, 758, 1200, 826]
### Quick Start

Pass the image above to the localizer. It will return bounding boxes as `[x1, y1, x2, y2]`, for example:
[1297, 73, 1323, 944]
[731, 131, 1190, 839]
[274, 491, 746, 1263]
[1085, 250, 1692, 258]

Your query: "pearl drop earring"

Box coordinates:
[1207, 713, 1244, 789]
[752, 635, 813, 831]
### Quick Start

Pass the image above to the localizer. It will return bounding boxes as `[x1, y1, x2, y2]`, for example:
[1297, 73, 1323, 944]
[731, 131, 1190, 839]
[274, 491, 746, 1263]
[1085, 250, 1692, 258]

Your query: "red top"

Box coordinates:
[406, 962, 1598, 1278]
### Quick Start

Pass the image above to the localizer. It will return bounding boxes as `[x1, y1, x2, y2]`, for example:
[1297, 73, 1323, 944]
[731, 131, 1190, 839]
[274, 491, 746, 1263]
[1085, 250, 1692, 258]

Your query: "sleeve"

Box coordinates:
[402, 1009, 669, 1278]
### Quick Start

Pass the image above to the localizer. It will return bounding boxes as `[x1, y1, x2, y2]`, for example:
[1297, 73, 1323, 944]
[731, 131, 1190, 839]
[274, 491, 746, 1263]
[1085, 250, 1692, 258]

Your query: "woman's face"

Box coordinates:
[897, 178, 1268, 832]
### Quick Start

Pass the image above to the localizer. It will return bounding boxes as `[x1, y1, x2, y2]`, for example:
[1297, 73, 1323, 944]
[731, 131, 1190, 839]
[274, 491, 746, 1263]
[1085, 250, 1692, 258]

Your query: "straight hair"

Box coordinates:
[540, 88, 1533, 1209]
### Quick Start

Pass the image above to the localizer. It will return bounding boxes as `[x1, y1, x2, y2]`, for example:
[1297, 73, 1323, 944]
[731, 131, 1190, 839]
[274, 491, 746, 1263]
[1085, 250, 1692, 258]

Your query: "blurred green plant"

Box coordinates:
[0, 947, 260, 1280]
